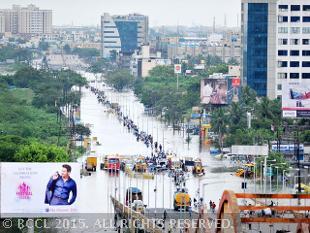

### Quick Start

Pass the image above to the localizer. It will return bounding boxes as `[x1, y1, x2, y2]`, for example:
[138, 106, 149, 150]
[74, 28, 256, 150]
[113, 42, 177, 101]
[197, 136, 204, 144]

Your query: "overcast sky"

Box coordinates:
[1, 0, 241, 27]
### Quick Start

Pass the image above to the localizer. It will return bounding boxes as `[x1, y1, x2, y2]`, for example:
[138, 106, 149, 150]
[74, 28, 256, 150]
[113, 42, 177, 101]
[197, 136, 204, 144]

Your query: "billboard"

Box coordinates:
[282, 79, 310, 118]
[231, 145, 269, 156]
[200, 79, 228, 105]
[0, 163, 80, 217]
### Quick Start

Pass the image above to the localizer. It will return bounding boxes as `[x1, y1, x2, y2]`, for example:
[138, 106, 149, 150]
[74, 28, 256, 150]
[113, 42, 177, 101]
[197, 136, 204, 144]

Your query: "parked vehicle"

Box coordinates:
[86, 156, 97, 171]
[173, 188, 191, 211]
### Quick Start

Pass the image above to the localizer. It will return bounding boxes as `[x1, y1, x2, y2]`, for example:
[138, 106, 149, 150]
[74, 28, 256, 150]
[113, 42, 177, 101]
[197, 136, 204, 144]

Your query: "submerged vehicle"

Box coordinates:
[192, 158, 204, 176]
[85, 156, 97, 171]
[235, 163, 254, 178]
[126, 187, 143, 206]
[173, 188, 191, 211]
[134, 156, 147, 172]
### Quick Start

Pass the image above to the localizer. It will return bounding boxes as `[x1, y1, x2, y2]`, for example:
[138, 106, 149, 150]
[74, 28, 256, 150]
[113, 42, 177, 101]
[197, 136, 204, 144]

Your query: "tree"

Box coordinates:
[63, 44, 71, 54]
[38, 40, 49, 51]
[74, 124, 91, 137]
[14, 142, 69, 162]
[211, 107, 229, 151]
[0, 135, 27, 162]
[227, 57, 239, 66]
[105, 69, 134, 91]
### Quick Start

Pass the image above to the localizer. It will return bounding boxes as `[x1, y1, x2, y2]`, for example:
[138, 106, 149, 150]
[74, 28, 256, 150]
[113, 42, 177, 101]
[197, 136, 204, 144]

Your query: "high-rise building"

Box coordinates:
[101, 13, 149, 58]
[0, 11, 5, 34]
[241, 0, 277, 98]
[276, 0, 310, 98]
[0, 5, 52, 35]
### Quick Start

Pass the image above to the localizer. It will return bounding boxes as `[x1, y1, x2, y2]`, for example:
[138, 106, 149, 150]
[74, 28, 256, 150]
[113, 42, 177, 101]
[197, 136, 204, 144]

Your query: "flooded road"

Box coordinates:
[77, 72, 251, 214]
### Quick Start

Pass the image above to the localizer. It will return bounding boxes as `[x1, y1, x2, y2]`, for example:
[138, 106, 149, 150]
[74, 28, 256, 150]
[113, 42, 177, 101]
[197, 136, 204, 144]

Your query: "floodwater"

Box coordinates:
[77, 72, 252, 214]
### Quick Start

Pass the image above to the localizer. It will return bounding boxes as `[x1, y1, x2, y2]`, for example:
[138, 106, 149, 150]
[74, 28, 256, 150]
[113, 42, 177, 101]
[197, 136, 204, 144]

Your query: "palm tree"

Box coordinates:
[211, 107, 229, 151]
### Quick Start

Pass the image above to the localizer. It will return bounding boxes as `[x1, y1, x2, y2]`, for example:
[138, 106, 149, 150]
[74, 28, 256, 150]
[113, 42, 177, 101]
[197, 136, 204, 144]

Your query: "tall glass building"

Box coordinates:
[101, 13, 148, 58]
[241, 0, 277, 98]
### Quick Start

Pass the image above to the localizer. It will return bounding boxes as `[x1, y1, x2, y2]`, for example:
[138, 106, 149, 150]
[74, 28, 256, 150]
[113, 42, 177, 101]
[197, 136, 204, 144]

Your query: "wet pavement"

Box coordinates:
[76, 72, 250, 215]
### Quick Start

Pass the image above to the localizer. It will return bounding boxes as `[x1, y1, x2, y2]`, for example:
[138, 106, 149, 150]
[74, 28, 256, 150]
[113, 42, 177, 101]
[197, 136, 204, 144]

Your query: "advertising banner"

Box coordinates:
[282, 80, 310, 118]
[200, 79, 228, 105]
[1, 163, 80, 217]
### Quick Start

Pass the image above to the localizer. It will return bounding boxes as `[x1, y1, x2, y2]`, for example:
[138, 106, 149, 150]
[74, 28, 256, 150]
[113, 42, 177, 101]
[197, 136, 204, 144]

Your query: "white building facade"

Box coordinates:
[276, 0, 310, 97]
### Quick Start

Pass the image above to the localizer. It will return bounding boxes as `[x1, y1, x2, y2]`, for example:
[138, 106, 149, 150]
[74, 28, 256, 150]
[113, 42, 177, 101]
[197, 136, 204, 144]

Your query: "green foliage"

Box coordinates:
[38, 40, 49, 51]
[63, 44, 71, 54]
[14, 142, 69, 162]
[0, 66, 86, 163]
[6, 67, 87, 112]
[106, 69, 134, 91]
[210, 107, 229, 150]
[0, 45, 32, 62]
[134, 65, 201, 124]
[255, 152, 289, 176]
[88, 58, 114, 73]
[74, 124, 91, 137]
[72, 48, 100, 59]
[0, 135, 27, 162]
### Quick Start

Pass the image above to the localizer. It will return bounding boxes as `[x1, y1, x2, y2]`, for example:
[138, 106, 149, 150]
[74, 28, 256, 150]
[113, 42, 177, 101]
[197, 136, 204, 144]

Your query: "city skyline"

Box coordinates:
[1, 0, 241, 27]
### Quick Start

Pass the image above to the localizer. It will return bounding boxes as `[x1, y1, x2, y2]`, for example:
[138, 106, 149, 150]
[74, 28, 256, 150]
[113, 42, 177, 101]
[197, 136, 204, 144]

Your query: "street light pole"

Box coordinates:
[282, 170, 287, 193]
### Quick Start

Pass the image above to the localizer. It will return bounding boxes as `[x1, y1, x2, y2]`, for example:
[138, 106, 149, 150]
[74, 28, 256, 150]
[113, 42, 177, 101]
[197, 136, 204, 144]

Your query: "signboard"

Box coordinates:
[174, 64, 182, 74]
[231, 145, 269, 156]
[282, 80, 310, 118]
[232, 77, 241, 87]
[200, 79, 228, 105]
[1, 163, 80, 217]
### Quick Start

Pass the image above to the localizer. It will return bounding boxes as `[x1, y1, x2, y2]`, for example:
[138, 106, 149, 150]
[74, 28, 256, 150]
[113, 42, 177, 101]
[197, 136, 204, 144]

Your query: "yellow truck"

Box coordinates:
[235, 163, 254, 178]
[86, 156, 97, 172]
[192, 159, 204, 176]
[173, 188, 191, 211]
[134, 156, 147, 172]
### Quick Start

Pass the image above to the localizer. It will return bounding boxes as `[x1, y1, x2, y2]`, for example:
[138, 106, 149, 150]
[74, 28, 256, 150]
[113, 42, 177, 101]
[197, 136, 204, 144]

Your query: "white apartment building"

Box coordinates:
[0, 5, 52, 35]
[130, 44, 171, 78]
[276, 0, 310, 97]
[0, 11, 5, 33]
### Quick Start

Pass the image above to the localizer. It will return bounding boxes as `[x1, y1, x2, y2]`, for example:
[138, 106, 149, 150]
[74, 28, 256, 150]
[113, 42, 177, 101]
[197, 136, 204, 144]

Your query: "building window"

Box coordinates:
[278, 61, 288, 67]
[303, 5, 310, 11]
[302, 61, 310, 67]
[302, 73, 310, 79]
[291, 27, 300, 34]
[290, 50, 300, 56]
[290, 39, 299, 45]
[279, 5, 288, 11]
[302, 27, 310, 33]
[291, 5, 301, 11]
[278, 73, 288, 79]
[103, 21, 110, 23]
[278, 16, 288, 22]
[279, 39, 288, 45]
[278, 27, 288, 33]
[290, 61, 300, 67]
[290, 73, 300, 79]
[302, 50, 310, 56]
[303, 17, 310, 22]
[303, 39, 310, 45]
[277, 84, 282, 90]
[291, 16, 300, 22]
[278, 50, 288, 56]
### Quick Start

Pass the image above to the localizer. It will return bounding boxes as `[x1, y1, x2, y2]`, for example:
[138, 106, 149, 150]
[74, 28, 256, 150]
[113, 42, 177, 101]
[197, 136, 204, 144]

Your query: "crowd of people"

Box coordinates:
[90, 86, 165, 156]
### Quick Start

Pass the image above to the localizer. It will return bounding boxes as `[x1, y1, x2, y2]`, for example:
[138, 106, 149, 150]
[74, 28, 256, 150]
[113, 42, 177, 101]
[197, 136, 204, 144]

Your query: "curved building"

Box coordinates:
[101, 13, 148, 58]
